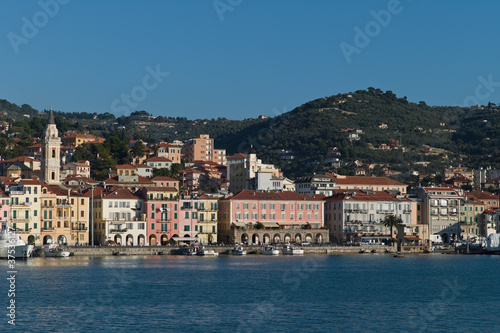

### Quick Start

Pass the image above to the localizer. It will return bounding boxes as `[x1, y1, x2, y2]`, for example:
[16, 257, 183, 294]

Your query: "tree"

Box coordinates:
[383, 214, 402, 246]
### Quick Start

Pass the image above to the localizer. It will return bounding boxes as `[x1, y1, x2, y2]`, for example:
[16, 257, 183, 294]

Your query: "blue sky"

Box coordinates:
[1, 0, 500, 120]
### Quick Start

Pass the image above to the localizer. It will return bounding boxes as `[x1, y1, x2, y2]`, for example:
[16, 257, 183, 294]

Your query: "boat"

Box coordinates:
[261, 245, 280, 255]
[196, 246, 219, 256]
[282, 244, 304, 255]
[0, 223, 34, 259]
[394, 253, 405, 258]
[181, 247, 197, 255]
[42, 243, 71, 257]
[231, 245, 247, 255]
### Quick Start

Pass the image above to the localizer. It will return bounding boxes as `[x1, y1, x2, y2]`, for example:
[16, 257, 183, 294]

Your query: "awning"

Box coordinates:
[172, 237, 200, 242]
[260, 222, 279, 228]
[404, 236, 421, 241]
[231, 222, 247, 228]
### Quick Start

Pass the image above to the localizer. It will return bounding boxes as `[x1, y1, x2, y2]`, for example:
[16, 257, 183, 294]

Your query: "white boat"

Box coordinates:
[261, 245, 279, 255]
[282, 244, 304, 255]
[42, 244, 71, 257]
[0, 224, 34, 259]
[196, 246, 219, 256]
[181, 247, 197, 255]
[231, 245, 247, 255]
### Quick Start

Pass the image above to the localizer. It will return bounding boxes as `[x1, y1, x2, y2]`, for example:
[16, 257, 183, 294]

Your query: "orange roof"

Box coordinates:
[102, 188, 142, 200]
[152, 176, 179, 182]
[146, 156, 172, 162]
[116, 164, 137, 169]
[227, 153, 247, 159]
[144, 186, 178, 192]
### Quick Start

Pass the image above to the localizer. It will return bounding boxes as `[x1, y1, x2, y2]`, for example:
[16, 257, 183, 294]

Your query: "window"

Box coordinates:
[184, 225, 190, 231]
[81, 211, 84, 217]
[34, 210, 37, 217]
[185, 212, 189, 218]
[174, 223, 177, 230]
[151, 223, 155, 230]
[151, 212, 155, 219]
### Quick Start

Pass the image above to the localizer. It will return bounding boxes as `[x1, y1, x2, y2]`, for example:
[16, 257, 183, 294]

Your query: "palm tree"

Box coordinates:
[383, 214, 402, 246]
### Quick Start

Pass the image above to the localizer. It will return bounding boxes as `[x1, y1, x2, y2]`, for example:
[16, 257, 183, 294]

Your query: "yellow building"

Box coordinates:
[196, 194, 218, 244]
[62, 133, 104, 147]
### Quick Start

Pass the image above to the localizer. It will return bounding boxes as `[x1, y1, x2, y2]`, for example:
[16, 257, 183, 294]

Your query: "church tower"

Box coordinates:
[41, 107, 61, 184]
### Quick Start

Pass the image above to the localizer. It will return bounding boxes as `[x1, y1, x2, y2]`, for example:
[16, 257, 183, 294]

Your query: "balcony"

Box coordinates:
[15, 228, 31, 234]
[403, 210, 412, 214]
[9, 190, 24, 195]
[110, 229, 128, 233]
[159, 219, 171, 223]
[72, 226, 88, 231]
[376, 210, 394, 214]
[56, 204, 72, 208]
[41, 227, 55, 231]
[181, 206, 193, 210]
[155, 229, 169, 233]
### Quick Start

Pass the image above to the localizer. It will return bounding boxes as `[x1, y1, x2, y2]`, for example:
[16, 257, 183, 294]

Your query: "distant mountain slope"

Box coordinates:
[1, 88, 499, 179]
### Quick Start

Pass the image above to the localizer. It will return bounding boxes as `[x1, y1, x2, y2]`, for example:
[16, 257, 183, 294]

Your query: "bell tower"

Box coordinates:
[41, 107, 61, 184]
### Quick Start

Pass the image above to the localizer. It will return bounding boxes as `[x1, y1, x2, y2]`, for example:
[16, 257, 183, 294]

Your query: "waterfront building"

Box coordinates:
[218, 190, 328, 245]
[324, 190, 420, 244]
[9, 178, 42, 246]
[142, 187, 179, 246]
[0, 189, 10, 231]
[461, 194, 485, 239]
[178, 196, 200, 239]
[196, 194, 218, 244]
[93, 188, 146, 246]
[414, 187, 464, 244]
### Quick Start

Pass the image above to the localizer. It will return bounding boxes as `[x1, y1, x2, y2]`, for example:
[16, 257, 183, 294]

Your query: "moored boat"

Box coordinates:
[231, 245, 247, 255]
[43, 243, 71, 257]
[196, 246, 219, 256]
[282, 244, 304, 255]
[0, 222, 33, 259]
[261, 245, 280, 255]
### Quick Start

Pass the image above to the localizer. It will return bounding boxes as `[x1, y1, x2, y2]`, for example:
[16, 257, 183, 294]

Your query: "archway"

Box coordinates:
[183, 234, 190, 238]
[57, 235, 67, 245]
[161, 234, 169, 245]
[241, 233, 249, 244]
[284, 233, 291, 243]
[138, 234, 145, 246]
[27, 235, 35, 245]
[208, 234, 214, 244]
[114, 234, 122, 245]
[43, 235, 52, 245]
[263, 233, 271, 244]
[316, 234, 323, 244]
[305, 233, 313, 242]
[149, 235, 157, 246]
[295, 234, 302, 244]
[273, 234, 281, 244]
[126, 234, 134, 246]
[252, 234, 259, 245]
[441, 233, 449, 243]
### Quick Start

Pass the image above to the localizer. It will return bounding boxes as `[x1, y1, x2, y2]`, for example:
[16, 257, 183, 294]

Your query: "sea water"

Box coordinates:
[1, 254, 498, 332]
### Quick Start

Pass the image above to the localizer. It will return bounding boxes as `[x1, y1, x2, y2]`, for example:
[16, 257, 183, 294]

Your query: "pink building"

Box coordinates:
[218, 190, 328, 245]
[178, 197, 200, 238]
[145, 199, 179, 246]
[0, 189, 10, 231]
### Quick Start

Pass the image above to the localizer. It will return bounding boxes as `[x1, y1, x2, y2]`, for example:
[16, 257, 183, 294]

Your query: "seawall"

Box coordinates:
[64, 245, 432, 256]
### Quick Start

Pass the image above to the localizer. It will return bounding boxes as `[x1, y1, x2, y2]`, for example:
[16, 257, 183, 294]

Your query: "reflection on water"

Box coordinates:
[0, 254, 499, 332]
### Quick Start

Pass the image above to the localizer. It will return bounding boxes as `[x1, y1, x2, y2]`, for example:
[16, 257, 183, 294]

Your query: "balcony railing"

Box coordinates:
[72, 227, 88, 231]
[110, 229, 128, 233]
[155, 229, 169, 233]
[15, 229, 31, 234]
[403, 210, 412, 214]
[41, 227, 55, 231]
[376, 210, 394, 214]
[56, 204, 72, 208]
